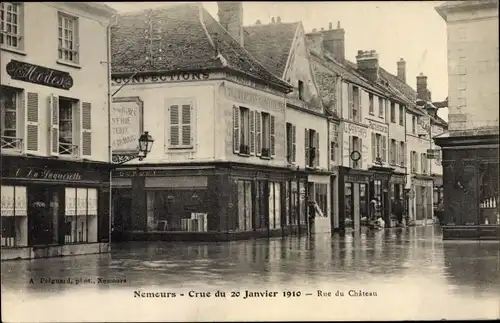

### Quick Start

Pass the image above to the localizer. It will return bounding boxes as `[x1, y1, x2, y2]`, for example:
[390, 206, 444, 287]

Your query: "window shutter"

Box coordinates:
[348, 84, 353, 120]
[255, 112, 262, 156]
[81, 102, 92, 157]
[181, 104, 192, 146]
[291, 124, 296, 163]
[403, 143, 407, 167]
[48, 94, 59, 156]
[358, 88, 363, 122]
[315, 132, 320, 167]
[395, 141, 399, 165]
[371, 133, 376, 161]
[359, 138, 363, 168]
[24, 92, 39, 153]
[382, 136, 387, 162]
[249, 110, 255, 155]
[170, 105, 180, 147]
[305, 128, 310, 167]
[270, 115, 275, 158]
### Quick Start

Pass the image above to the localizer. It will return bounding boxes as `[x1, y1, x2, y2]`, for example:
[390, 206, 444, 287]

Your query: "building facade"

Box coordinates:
[110, 3, 313, 242]
[1, 2, 116, 260]
[435, 0, 499, 240]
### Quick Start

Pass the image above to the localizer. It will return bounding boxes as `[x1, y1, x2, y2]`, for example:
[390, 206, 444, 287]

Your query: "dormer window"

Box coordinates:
[298, 80, 304, 100]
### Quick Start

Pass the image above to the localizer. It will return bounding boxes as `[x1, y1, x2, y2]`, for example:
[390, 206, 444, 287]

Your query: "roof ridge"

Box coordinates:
[118, 2, 199, 16]
[244, 21, 300, 29]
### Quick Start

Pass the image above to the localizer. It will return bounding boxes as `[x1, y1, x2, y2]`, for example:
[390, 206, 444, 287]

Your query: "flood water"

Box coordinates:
[1, 226, 499, 322]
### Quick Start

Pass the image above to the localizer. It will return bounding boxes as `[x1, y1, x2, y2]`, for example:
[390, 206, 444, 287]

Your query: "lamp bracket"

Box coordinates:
[112, 153, 144, 165]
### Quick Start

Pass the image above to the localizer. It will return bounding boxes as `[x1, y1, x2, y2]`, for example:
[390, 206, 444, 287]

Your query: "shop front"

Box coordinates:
[337, 167, 371, 231]
[111, 162, 309, 242]
[1, 155, 111, 261]
[369, 166, 394, 227]
[412, 176, 434, 226]
[390, 172, 406, 222]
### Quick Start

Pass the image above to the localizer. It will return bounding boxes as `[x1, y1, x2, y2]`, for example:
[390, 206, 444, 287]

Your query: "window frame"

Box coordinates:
[57, 11, 79, 64]
[352, 86, 360, 122]
[168, 100, 195, 150]
[0, 86, 22, 151]
[399, 105, 404, 126]
[412, 116, 416, 134]
[0, 2, 23, 51]
[378, 97, 384, 118]
[368, 93, 374, 115]
[58, 96, 79, 157]
[390, 101, 396, 123]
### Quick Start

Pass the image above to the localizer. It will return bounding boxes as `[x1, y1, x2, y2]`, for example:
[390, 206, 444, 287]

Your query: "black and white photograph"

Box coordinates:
[1, 1, 499, 321]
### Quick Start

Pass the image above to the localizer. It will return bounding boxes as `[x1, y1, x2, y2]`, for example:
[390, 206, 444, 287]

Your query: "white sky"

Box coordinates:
[106, 1, 449, 121]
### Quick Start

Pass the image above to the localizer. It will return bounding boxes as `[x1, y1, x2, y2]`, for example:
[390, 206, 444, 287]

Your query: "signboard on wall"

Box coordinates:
[111, 97, 144, 153]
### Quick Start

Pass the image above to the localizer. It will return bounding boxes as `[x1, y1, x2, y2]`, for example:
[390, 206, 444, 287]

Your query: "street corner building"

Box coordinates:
[434, 0, 500, 240]
[1, 2, 117, 260]
[109, 2, 329, 242]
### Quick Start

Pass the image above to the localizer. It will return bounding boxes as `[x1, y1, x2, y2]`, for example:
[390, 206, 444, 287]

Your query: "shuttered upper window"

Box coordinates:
[167, 101, 194, 149]
[233, 106, 275, 159]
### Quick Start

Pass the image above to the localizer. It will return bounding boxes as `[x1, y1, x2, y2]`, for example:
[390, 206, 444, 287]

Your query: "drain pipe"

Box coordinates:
[106, 23, 113, 246]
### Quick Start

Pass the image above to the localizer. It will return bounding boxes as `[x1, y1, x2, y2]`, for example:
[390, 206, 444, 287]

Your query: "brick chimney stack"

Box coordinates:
[322, 21, 345, 61]
[217, 2, 244, 46]
[356, 50, 379, 82]
[397, 58, 406, 83]
[306, 30, 324, 57]
[417, 73, 432, 101]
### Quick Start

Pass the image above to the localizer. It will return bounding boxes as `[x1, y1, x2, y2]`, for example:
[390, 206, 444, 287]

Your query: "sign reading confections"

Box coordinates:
[6, 59, 73, 90]
[111, 97, 144, 153]
[111, 71, 211, 85]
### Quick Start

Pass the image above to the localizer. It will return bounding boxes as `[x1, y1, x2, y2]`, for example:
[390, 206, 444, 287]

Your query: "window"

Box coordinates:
[399, 141, 405, 167]
[0, 2, 22, 49]
[378, 97, 384, 118]
[421, 153, 427, 174]
[0, 86, 21, 150]
[261, 112, 271, 157]
[298, 80, 304, 100]
[390, 102, 396, 123]
[412, 116, 416, 134]
[1, 186, 27, 247]
[399, 105, 404, 125]
[369, 93, 374, 115]
[64, 188, 98, 243]
[269, 182, 282, 230]
[233, 107, 275, 158]
[58, 97, 79, 155]
[351, 136, 361, 169]
[170, 103, 193, 149]
[286, 122, 296, 164]
[314, 183, 328, 217]
[58, 13, 79, 63]
[305, 128, 319, 168]
[411, 151, 418, 174]
[390, 139, 397, 164]
[352, 86, 360, 122]
[330, 141, 336, 163]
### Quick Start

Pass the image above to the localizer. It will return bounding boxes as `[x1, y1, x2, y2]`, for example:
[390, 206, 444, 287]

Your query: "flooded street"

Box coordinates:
[2, 226, 499, 321]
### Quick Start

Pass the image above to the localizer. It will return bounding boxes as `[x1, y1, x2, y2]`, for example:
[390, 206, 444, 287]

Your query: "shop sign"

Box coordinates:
[3, 168, 99, 182]
[345, 174, 369, 183]
[114, 169, 159, 177]
[343, 122, 368, 138]
[6, 59, 74, 90]
[368, 120, 388, 134]
[111, 71, 210, 85]
[111, 97, 143, 153]
[224, 84, 284, 111]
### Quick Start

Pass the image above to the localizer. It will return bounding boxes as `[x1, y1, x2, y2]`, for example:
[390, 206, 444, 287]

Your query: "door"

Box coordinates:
[28, 186, 54, 246]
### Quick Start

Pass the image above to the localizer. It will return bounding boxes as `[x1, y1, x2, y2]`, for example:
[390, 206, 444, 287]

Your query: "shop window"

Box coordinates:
[237, 180, 253, 231]
[290, 181, 299, 226]
[269, 182, 281, 229]
[1, 86, 23, 151]
[64, 187, 98, 243]
[58, 12, 79, 64]
[1, 186, 27, 247]
[360, 184, 368, 220]
[344, 183, 353, 228]
[255, 180, 267, 230]
[299, 181, 307, 225]
[0, 2, 23, 50]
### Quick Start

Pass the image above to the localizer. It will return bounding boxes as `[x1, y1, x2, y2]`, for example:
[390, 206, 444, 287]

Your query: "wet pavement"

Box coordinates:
[1, 226, 499, 321]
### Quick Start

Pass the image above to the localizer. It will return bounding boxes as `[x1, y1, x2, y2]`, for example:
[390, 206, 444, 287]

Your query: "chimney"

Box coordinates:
[397, 58, 406, 83]
[271, 17, 275, 23]
[217, 2, 244, 46]
[416, 73, 432, 101]
[356, 50, 379, 82]
[306, 31, 324, 57]
[276, 16, 281, 23]
[322, 21, 345, 61]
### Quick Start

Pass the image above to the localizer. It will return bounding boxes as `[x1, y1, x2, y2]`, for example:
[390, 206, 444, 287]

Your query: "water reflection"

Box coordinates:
[2, 226, 499, 320]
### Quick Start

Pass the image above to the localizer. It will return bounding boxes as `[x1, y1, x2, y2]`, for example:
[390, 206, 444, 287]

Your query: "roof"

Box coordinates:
[111, 3, 291, 91]
[243, 22, 300, 78]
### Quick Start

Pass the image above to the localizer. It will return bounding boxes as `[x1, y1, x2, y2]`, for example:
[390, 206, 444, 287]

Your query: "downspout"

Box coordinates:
[106, 23, 113, 245]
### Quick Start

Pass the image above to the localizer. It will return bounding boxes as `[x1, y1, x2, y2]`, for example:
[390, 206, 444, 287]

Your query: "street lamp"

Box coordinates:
[111, 131, 155, 165]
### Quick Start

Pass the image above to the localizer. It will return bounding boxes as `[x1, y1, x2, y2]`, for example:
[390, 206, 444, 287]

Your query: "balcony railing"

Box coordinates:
[59, 142, 79, 156]
[1, 136, 23, 151]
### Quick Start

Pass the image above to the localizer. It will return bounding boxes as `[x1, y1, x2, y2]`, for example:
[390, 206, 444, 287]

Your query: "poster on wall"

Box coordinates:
[111, 97, 144, 153]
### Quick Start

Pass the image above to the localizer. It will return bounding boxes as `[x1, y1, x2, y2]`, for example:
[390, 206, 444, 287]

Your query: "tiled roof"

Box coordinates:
[243, 22, 300, 78]
[111, 3, 291, 91]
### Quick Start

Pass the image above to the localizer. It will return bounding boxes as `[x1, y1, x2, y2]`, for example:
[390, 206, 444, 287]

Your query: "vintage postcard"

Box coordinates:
[1, 1, 499, 322]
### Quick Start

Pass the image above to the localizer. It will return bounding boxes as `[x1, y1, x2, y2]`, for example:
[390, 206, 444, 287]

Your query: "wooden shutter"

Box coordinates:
[305, 128, 310, 167]
[358, 88, 363, 122]
[24, 92, 39, 153]
[382, 136, 387, 162]
[181, 104, 191, 146]
[249, 110, 255, 155]
[403, 142, 407, 168]
[348, 84, 353, 120]
[232, 105, 239, 153]
[349, 136, 353, 168]
[81, 102, 92, 157]
[359, 138, 363, 168]
[48, 94, 59, 156]
[255, 112, 262, 156]
[291, 124, 296, 163]
[270, 115, 275, 158]
[395, 140, 399, 165]
[371, 133, 376, 161]
[314, 131, 320, 167]
[170, 105, 180, 147]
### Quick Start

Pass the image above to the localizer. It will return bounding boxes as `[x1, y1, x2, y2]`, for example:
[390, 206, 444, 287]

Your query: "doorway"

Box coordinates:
[28, 185, 58, 246]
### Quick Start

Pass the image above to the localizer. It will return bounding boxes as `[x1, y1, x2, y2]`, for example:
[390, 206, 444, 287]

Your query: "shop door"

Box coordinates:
[113, 193, 133, 231]
[28, 186, 54, 246]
